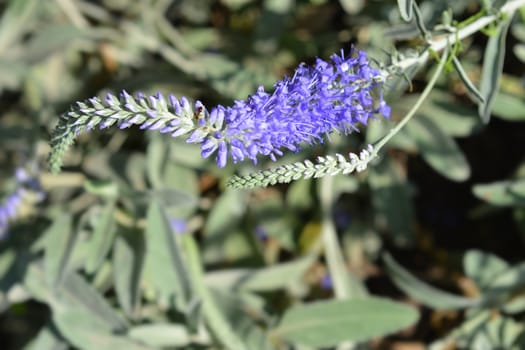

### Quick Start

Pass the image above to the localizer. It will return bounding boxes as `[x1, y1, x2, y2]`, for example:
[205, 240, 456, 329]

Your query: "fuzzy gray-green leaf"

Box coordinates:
[272, 297, 418, 347]
[406, 115, 470, 181]
[384, 253, 481, 309]
[397, 0, 414, 21]
[44, 214, 75, 287]
[478, 17, 512, 123]
[452, 56, 485, 105]
[85, 202, 117, 274]
[113, 226, 145, 317]
[143, 198, 190, 304]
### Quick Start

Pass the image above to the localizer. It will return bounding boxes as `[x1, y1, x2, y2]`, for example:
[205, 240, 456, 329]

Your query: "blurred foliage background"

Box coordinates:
[1, 0, 525, 349]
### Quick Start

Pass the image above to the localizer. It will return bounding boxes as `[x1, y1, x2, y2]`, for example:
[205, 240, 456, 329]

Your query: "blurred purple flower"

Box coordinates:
[0, 168, 44, 239]
[0, 190, 23, 238]
[254, 225, 269, 241]
[169, 218, 187, 235]
[320, 274, 333, 290]
[334, 209, 352, 229]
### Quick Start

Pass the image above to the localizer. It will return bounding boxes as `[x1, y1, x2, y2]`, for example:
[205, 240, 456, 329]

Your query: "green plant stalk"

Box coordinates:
[182, 234, 247, 350]
[319, 176, 348, 299]
[318, 175, 363, 350]
[318, 176, 366, 301]
[394, 0, 525, 73]
[373, 46, 450, 155]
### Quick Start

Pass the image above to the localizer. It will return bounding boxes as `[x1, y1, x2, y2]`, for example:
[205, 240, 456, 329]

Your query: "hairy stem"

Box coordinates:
[395, 0, 525, 72]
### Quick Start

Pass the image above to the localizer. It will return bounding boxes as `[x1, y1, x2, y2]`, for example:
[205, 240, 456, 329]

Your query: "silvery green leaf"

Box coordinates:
[339, 0, 365, 14]
[485, 261, 525, 292]
[0, 0, 39, 54]
[463, 250, 509, 290]
[182, 234, 247, 350]
[127, 324, 192, 348]
[491, 89, 525, 121]
[400, 90, 480, 137]
[406, 115, 470, 182]
[85, 202, 117, 274]
[472, 179, 525, 207]
[24, 323, 68, 350]
[113, 226, 145, 317]
[412, 2, 430, 39]
[513, 43, 525, 63]
[44, 214, 76, 287]
[143, 198, 190, 306]
[478, 17, 512, 123]
[397, 0, 414, 21]
[369, 157, 414, 246]
[53, 309, 149, 350]
[205, 255, 315, 292]
[384, 253, 481, 309]
[453, 56, 485, 105]
[272, 297, 418, 347]
[24, 264, 128, 331]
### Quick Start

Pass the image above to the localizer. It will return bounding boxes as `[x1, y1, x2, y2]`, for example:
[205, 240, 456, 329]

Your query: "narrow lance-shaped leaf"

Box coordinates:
[369, 156, 414, 246]
[85, 201, 117, 274]
[113, 226, 145, 317]
[406, 115, 470, 182]
[412, 2, 430, 39]
[59, 271, 129, 331]
[204, 255, 316, 292]
[24, 323, 68, 350]
[182, 233, 247, 350]
[492, 88, 525, 121]
[383, 253, 481, 309]
[271, 297, 419, 347]
[452, 56, 485, 105]
[44, 214, 76, 287]
[397, 0, 414, 21]
[485, 261, 525, 293]
[52, 309, 149, 350]
[143, 198, 190, 306]
[478, 16, 512, 123]
[0, 0, 39, 53]
[24, 264, 128, 331]
[127, 323, 192, 348]
[472, 179, 525, 207]
[463, 249, 509, 290]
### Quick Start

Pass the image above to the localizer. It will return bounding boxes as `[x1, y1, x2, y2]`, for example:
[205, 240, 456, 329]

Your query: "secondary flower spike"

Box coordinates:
[49, 48, 390, 172]
[0, 168, 45, 239]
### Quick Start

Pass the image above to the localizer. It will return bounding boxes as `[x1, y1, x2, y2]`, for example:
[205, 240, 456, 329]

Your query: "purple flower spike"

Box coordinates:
[200, 48, 389, 167]
[52, 48, 389, 172]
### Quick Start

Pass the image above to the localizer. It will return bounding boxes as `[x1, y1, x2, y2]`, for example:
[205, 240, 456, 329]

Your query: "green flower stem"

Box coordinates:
[182, 234, 247, 350]
[373, 46, 450, 155]
[318, 176, 369, 350]
[319, 175, 367, 301]
[319, 176, 348, 299]
[395, 0, 525, 72]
